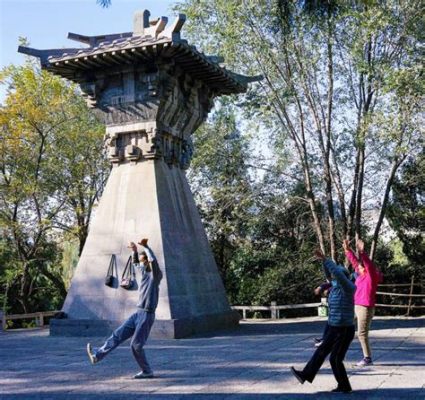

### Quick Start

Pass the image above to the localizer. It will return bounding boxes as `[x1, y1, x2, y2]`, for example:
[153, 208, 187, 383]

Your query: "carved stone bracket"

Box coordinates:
[19, 9, 253, 171]
[104, 125, 194, 169]
[92, 63, 214, 170]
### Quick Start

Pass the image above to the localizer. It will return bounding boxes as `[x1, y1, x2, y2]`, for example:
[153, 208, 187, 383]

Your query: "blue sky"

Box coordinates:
[0, 0, 176, 101]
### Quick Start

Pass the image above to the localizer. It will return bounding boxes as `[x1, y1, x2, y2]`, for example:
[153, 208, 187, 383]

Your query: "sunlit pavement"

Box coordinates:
[1, 316, 424, 399]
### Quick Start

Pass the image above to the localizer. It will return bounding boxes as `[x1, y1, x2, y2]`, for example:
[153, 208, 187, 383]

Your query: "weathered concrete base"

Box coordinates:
[50, 310, 240, 339]
[50, 319, 114, 337]
[153, 310, 240, 338]
[59, 160, 236, 339]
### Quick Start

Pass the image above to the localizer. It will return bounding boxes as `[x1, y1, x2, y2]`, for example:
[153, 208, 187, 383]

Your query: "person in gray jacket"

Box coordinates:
[86, 239, 162, 379]
[291, 248, 356, 393]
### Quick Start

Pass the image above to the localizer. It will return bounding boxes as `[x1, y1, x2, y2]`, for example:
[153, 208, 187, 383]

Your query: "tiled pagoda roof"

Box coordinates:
[18, 11, 261, 96]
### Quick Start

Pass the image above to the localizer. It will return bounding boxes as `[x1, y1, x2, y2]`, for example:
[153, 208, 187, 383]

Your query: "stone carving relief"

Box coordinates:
[180, 138, 194, 170]
[104, 128, 194, 169]
[88, 62, 215, 169]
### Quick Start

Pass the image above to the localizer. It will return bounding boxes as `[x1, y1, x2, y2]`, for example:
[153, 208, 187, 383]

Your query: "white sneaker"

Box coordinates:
[356, 357, 373, 367]
[134, 371, 154, 379]
[86, 343, 98, 365]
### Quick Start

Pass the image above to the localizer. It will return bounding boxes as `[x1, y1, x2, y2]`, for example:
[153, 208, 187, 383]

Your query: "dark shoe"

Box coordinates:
[314, 337, 323, 347]
[290, 367, 305, 384]
[134, 371, 154, 379]
[331, 386, 352, 393]
[86, 343, 98, 365]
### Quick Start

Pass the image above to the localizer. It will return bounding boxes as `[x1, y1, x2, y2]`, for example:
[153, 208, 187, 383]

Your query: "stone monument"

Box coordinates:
[19, 8, 261, 338]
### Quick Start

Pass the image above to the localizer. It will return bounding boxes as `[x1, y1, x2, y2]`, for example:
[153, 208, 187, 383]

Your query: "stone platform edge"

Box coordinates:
[50, 310, 240, 339]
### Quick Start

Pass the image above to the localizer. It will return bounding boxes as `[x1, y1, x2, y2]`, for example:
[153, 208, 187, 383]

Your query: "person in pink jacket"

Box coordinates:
[343, 238, 383, 366]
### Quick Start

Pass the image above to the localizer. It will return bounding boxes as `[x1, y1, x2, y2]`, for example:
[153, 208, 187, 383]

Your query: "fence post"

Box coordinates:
[271, 301, 277, 320]
[406, 276, 415, 316]
[36, 312, 44, 327]
[242, 308, 247, 320]
[0, 310, 5, 331]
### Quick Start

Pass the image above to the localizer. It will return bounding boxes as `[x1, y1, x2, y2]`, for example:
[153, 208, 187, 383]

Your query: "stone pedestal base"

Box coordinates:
[55, 160, 237, 338]
[50, 310, 239, 339]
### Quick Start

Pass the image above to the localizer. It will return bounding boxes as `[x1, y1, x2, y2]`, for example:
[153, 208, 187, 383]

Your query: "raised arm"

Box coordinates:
[142, 246, 154, 262]
[139, 238, 155, 262]
[343, 239, 360, 271]
[324, 258, 356, 294]
[357, 240, 383, 283]
[128, 241, 141, 268]
[315, 249, 331, 281]
[314, 249, 356, 294]
[139, 238, 162, 283]
[151, 259, 163, 284]
[322, 264, 332, 283]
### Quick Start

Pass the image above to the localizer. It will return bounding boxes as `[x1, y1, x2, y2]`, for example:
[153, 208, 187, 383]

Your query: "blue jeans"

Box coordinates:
[95, 310, 155, 373]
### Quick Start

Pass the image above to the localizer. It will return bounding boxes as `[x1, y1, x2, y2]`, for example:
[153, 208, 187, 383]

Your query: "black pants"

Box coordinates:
[302, 324, 355, 390]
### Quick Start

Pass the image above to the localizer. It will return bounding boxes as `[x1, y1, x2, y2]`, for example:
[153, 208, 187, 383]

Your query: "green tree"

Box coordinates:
[188, 101, 254, 284]
[178, 0, 423, 261]
[0, 63, 108, 313]
[188, 100, 323, 304]
[387, 150, 425, 277]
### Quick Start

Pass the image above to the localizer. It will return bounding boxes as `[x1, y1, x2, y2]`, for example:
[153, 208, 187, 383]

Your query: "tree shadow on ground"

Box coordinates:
[0, 388, 421, 399]
[1, 318, 423, 400]
[191, 317, 425, 338]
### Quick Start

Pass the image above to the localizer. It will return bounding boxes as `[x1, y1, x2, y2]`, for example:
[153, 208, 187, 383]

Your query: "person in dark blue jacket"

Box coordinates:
[291, 249, 356, 393]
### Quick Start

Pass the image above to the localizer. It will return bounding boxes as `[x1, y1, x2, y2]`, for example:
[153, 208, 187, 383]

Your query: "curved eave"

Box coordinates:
[46, 42, 247, 95]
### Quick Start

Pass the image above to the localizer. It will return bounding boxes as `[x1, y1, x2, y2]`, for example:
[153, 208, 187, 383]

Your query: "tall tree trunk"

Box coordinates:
[303, 159, 326, 253]
[350, 36, 374, 242]
[291, 39, 329, 255]
[369, 158, 403, 260]
[370, 111, 409, 259]
[331, 149, 348, 238]
[354, 142, 365, 240]
[38, 263, 68, 300]
[325, 12, 337, 259]
[18, 262, 31, 314]
[254, 38, 327, 253]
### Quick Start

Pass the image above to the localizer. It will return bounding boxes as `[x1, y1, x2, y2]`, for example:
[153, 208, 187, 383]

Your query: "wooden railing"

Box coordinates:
[232, 302, 321, 320]
[375, 277, 425, 316]
[2, 280, 423, 327]
[232, 278, 424, 320]
[1, 310, 60, 330]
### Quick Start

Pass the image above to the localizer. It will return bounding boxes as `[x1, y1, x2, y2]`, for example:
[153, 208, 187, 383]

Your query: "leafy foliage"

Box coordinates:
[1, 1, 423, 316]
[387, 151, 425, 276]
[0, 63, 108, 314]
[181, 0, 424, 306]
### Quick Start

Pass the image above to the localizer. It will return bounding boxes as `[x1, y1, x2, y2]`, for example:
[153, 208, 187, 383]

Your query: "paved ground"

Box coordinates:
[0, 316, 424, 400]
